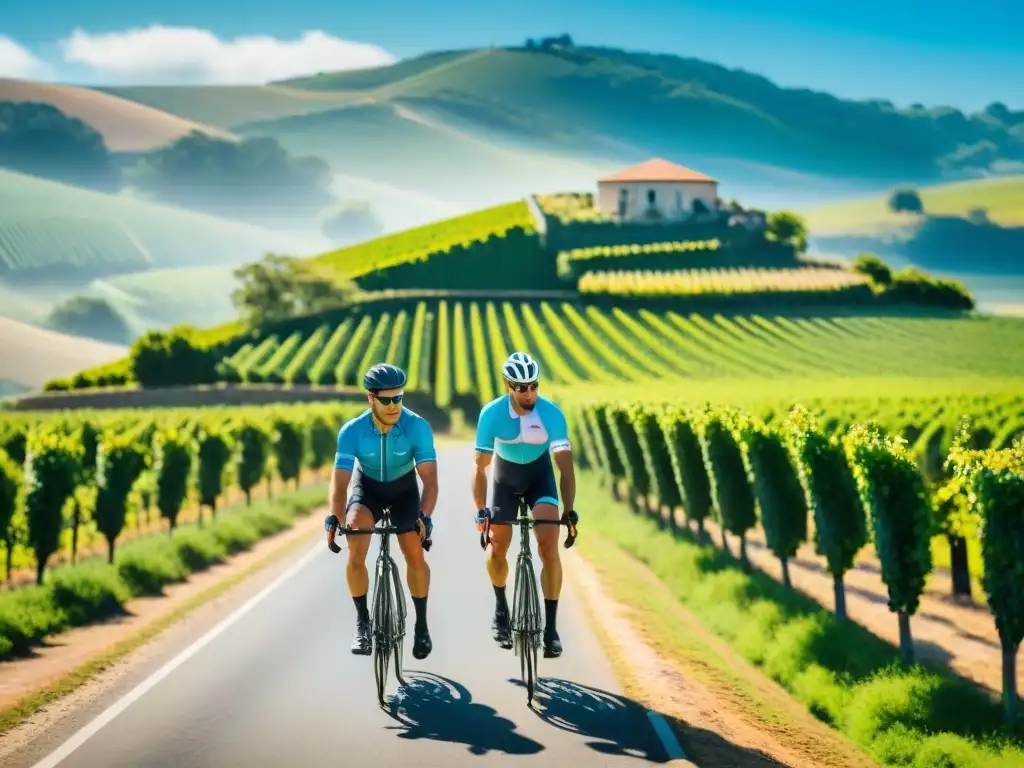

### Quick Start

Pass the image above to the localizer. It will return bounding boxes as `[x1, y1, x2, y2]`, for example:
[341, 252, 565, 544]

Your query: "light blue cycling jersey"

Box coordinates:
[474, 394, 571, 464]
[334, 408, 436, 482]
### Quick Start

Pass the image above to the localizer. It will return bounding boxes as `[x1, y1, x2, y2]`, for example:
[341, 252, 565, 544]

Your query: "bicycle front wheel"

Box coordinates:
[511, 551, 542, 705]
[372, 559, 393, 708]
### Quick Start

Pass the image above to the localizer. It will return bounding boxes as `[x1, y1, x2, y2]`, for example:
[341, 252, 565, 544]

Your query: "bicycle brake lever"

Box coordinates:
[328, 540, 342, 554]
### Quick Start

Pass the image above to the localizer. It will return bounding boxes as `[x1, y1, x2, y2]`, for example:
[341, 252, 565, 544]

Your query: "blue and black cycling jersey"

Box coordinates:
[474, 394, 571, 519]
[334, 408, 437, 482]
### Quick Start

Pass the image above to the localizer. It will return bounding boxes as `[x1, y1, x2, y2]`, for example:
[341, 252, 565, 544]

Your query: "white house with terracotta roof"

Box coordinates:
[596, 158, 719, 222]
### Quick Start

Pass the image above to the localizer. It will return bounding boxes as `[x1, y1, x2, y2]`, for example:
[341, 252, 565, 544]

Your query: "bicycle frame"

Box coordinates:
[328, 507, 430, 708]
[480, 496, 577, 707]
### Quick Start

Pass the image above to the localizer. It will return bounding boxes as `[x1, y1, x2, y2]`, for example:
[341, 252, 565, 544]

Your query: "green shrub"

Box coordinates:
[49, 562, 130, 627]
[116, 538, 188, 596]
[172, 529, 227, 572]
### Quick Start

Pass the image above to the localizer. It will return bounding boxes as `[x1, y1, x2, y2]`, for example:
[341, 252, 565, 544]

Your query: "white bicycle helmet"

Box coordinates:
[502, 352, 540, 384]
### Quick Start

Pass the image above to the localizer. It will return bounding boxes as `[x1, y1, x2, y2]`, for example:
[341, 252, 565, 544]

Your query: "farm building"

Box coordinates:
[596, 158, 719, 222]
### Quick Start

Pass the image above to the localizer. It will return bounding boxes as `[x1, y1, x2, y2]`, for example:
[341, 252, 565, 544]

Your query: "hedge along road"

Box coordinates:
[19, 444, 677, 768]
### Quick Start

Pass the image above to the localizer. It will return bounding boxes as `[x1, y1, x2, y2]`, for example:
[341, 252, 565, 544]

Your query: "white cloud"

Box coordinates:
[59, 25, 397, 85]
[0, 35, 51, 79]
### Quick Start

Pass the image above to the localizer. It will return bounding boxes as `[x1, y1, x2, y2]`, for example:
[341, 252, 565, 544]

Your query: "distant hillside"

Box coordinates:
[0, 77, 232, 151]
[272, 44, 1024, 184]
[0, 168, 317, 281]
[0, 316, 126, 391]
[801, 175, 1024, 313]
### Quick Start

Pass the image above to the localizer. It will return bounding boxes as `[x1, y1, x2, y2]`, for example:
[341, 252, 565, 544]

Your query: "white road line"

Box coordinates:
[29, 539, 324, 768]
[645, 710, 693, 764]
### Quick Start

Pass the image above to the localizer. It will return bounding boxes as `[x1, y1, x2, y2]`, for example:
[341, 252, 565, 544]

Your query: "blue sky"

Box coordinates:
[3, 0, 1021, 111]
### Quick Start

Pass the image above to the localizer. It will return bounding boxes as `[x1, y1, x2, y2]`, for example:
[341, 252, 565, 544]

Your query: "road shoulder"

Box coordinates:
[564, 532, 878, 768]
[0, 507, 325, 754]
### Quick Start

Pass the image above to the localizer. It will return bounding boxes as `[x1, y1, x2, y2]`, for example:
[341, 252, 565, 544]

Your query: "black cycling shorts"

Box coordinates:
[347, 467, 421, 530]
[489, 452, 559, 524]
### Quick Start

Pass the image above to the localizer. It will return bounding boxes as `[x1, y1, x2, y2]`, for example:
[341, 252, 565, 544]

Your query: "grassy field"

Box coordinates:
[802, 174, 1024, 235]
[0, 169, 314, 277]
[0, 317, 126, 391]
[0, 78, 231, 151]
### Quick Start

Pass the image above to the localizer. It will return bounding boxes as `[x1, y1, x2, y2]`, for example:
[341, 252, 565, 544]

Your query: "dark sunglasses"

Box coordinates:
[373, 393, 404, 405]
[510, 382, 539, 393]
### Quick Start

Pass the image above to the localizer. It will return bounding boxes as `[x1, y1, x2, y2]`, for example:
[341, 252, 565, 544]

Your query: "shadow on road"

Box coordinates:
[528, 678, 793, 766]
[523, 677, 669, 762]
[385, 671, 544, 756]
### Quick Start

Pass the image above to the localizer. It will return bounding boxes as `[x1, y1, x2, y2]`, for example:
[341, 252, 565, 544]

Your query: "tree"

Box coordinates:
[154, 428, 194, 533]
[845, 424, 934, 665]
[133, 132, 335, 226]
[0, 102, 120, 192]
[235, 423, 269, 505]
[23, 431, 83, 584]
[322, 200, 384, 245]
[196, 427, 233, 522]
[786, 406, 868, 621]
[697, 407, 758, 565]
[851, 253, 893, 287]
[743, 420, 808, 588]
[0, 449, 20, 582]
[47, 296, 133, 345]
[94, 432, 147, 563]
[888, 187, 923, 213]
[764, 211, 808, 252]
[230, 253, 359, 327]
[272, 418, 306, 490]
[129, 329, 219, 388]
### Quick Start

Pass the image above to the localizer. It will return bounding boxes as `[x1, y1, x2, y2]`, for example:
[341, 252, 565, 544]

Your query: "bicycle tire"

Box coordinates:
[389, 556, 408, 687]
[511, 547, 542, 705]
[372, 555, 392, 708]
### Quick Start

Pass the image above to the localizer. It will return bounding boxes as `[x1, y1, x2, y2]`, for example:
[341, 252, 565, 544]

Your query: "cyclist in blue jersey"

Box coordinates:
[472, 352, 578, 658]
[324, 363, 438, 660]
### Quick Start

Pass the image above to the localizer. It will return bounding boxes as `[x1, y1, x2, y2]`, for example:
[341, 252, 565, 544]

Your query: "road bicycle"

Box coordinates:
[479, 495, 578, 707]
[327, 508, 432, 708]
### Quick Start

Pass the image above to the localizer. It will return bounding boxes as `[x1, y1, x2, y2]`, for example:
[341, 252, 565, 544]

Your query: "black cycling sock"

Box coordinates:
[544, 599, 558, 633]
[353, 594, 369, 623]
[413, 596, 428, 631]
[494, 585, 508, 614]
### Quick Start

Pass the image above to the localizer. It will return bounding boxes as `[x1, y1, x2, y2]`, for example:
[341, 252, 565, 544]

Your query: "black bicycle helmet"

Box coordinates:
[363, 362, 407, 392]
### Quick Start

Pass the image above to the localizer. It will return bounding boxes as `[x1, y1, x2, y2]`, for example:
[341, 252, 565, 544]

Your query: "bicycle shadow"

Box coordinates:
[385, 671, 544, 756]
[518, 677, 670, 761]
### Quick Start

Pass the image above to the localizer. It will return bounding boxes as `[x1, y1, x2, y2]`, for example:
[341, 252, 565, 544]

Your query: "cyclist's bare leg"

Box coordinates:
[485, 523, 513, 588]
[344, 504, 374, 655]
[533, 501, 564, 656]
[531, 502, 562, 600]
[485, 523, 514, 648]
[398, 530, 433, 658]
[345, 504, 374, 595]
[397, 530, 429, 598]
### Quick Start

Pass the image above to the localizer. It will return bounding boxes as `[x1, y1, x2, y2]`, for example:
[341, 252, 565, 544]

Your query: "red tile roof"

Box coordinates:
[598, 158, 717, 184]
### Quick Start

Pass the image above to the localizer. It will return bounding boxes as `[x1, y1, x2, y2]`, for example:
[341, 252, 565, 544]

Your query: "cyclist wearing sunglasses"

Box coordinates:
[324, 362, 438, 660]
[472, 352, 577, 658]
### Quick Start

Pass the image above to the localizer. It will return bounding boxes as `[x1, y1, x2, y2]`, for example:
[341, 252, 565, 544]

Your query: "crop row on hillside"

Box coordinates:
[556, 238, 724, 279]
[577, 266, 869, 297]
[0, 401, 361, 603]
[213, 300, 1024, 400]
[0, 217, 151, 277]
[312, 200, 539, 282]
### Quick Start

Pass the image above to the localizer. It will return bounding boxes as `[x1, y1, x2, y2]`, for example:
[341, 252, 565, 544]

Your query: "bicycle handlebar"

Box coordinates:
[478, 505, 578, 551]
[325, 515, 432, 554]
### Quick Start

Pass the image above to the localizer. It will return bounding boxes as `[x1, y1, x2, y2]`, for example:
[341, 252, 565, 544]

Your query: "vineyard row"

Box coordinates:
[216, 300, 1024, 406]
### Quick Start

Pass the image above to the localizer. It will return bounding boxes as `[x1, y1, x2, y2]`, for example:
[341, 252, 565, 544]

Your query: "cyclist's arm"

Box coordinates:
[411, 418, 438, 516]
[548, 404, 576, 513]
[472, 451, 492, 511]
[472, 404, 496, 510]
[330, 422, 358, 523]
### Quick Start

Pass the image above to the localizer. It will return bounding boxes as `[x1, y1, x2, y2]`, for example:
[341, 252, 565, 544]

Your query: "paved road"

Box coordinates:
[27, 446, 674, 767]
